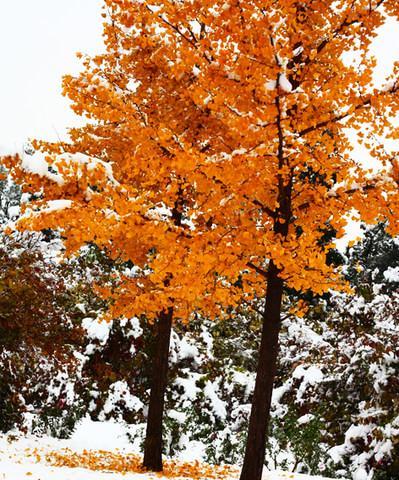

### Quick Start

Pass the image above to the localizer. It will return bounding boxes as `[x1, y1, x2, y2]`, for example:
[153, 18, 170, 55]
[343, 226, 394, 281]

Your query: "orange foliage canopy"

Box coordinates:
[4, 0, 399, 320]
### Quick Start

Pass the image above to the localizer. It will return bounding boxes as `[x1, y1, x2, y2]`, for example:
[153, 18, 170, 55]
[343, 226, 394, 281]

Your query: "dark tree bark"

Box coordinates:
[239, 261, 284, 480]
[239, 79, 292, 480]
[143, 186, 183, 471]
[143, 307, 173, 471]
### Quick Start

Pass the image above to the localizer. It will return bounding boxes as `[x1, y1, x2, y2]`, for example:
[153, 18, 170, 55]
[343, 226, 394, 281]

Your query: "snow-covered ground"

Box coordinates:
[0, 418, 337, 480]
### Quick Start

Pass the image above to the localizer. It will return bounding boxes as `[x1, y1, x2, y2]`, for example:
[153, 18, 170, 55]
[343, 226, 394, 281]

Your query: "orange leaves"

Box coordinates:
[2, 0, 399, 319]
[44, 448, 237, 479]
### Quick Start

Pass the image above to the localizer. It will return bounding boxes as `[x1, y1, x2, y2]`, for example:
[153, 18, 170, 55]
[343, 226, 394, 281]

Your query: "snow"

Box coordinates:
[42, 199, 73, 213]
[383, 266, 399, 282]
[278, 74, 293, 93]
[0, 460, 143, 480]
[128, 317, 144, 339]
[69, 416, 132, 452]
[232, 370, 255, 397]
[327, 422, 389, 480]
[0, 436, 341, 480]
[272, 383, 292, 406]
[293, 46, 304, 57]
[0, 421, 139, 480]
[0, 421, 339, 479]
[178, 338, 200, 361]
[265, 79, 277, 90]
[297, 414, 316, 425]
[82, 317, 111, 345]
[177, 439, 208, 463]
[102, 382, 144, 417]
[174, 371, 202, 402]
[7, 205, 20, 218]
[352, 468, 370, 480]
[292, 365, 324, 385]
[204, 381, 227, 420]
[287, 319, 330, 349]
[200, 326, 214, 359]
[292, 365, 324, 402]
[168, 409, 187, 424]
[21, 152, 64, 185]
[58, 152, 118, 185]
[262, 474, 335, 480]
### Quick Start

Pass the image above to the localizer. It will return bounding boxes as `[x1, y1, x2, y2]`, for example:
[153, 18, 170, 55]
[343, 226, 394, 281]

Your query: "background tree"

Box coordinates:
[0, 232, 83, 434]
[0, 165, 21, 223]
[269, 223, 399, 479]
[0, 171, 115, 436]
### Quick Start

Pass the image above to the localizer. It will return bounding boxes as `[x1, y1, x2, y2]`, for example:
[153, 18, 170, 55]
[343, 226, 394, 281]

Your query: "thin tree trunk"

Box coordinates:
[143, 188, 182, 471]
[143, 307, 173, 471]
[239, 261, 284, 480]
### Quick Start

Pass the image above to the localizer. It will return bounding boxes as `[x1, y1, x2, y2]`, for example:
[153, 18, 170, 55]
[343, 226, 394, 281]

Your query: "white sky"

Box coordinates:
[0, 0, 103, 155]
[0, 2, 398, 157]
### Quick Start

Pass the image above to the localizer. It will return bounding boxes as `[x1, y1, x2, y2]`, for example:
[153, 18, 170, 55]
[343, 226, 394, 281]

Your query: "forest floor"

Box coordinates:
[0, 419, 336, 480]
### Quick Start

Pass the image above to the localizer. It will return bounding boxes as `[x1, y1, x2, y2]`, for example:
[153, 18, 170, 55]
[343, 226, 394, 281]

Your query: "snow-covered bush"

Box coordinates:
[0, 171, 112, 437]
[0, 233, 85, 434]
[268, 224, 399, 478]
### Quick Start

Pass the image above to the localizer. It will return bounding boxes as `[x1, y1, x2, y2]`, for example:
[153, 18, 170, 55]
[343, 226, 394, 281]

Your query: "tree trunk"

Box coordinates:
[143, 307, 173, 471]
[239, 261, 284, 480]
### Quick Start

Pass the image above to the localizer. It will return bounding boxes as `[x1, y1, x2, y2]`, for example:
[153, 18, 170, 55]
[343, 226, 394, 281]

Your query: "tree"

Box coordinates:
[0, 165, 21, 224]
[3, 1, 399, 478]
[0, 232, 83, 433]
[3, 37, 248, 475]
[345, 222, 399, 296]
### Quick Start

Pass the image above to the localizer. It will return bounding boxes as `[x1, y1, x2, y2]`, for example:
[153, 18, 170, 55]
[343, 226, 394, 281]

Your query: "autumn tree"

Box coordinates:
[3, 20, 250, 475]
[3, 0, 399, 478]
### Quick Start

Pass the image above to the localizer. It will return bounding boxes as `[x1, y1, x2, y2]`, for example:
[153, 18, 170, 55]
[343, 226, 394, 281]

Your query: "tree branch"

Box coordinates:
[288, 0, 386, 89]
[247, 262, 268, 278]
[297, 82, 398, 137]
